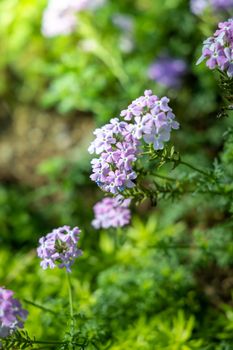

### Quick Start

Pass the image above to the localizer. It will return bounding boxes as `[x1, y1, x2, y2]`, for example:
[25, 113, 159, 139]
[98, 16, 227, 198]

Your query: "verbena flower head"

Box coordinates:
[0, 287, 28, 338]
[148, 55, 187, 89]
[197, 19, 233, 77]
[92, 196, 131, 229]
[37, 226, 82, 272]
[88, 118, 139, 194]
[190, 0, 233, 14]
[88, 90, 179, 194]
[42, 0, 106, 37]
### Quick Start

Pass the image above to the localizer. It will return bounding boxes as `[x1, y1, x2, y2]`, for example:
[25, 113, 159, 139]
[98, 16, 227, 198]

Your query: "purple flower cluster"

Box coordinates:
[197, 19, 233, 77]
[212, 0, 233, 9]
[148, 55, 187, 89]
[120, 91, 179, 149]
[88, 118, 139, 194]
[37, 226, 82, 272]
[92, 196, 131, 229]
[89, 90, 179, 194]
[190, 0, 233, 15]
[42, 0, 105, 37]
[0, 287, 28, 338]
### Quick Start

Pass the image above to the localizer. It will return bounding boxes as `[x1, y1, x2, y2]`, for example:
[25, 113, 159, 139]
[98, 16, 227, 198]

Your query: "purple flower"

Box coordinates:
[0, 287, 28, 338]
[89, 129, 116, 155]
[89, 119, 140, 194]
[148, 55, 187, 89]
[37, 226, 82, 272]
[122, 93, 179, 145]
[166, 111, 180, 130]
[92, 196, 131, 229]
[120, 104, 142, 121]
[197, 19, 233, 77]
[144, 126, 171, 150]
[117, 150, 137, 171]
[132, 115, 152, 139]
[88, 90, 179, 194]
[152, 97, 171, 114]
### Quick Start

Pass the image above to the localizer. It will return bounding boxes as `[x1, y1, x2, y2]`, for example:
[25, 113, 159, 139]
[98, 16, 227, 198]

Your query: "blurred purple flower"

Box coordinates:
[212, 0, 233, 8]
[37, 226, 82, 272]
[112, 14, 134, 53]
[148, 56, 187, 89]
[190, 0, 233, 15]
[92, 196, 131, 229]
[112, 14, 133, 32]
[190, 0, 208, 14]
[42, 0, 106, 37]
[0, 287, 28, 338]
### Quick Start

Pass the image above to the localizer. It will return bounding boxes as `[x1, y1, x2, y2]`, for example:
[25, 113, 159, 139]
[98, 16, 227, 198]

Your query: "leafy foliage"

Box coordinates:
[1, 1, 233, 349]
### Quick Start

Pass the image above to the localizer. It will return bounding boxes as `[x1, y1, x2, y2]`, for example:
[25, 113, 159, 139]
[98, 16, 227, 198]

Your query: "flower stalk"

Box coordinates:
[66, 271, 75, 350]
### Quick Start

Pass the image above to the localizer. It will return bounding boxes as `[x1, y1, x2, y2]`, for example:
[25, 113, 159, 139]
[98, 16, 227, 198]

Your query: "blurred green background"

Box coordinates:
[1, 0, 233, 349]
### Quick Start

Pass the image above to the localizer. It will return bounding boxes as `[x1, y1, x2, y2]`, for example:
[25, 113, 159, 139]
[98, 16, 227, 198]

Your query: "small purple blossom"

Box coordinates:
[148, 55, 187, 89]
[0, 287, 28, 338]
[92, 196, 131, 229]
[197, 19, 233, 77]
[88, 90, 179, 194]
[143, 126, 171, 150]
[37, 226, 82, 272]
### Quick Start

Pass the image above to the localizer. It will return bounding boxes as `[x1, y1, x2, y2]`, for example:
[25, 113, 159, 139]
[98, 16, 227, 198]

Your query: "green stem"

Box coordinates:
[116, 226, 125, 247]
[146, 152, 214, 179]
[179, 160, 212, 178]
[152, 173, 176, 182]
[79, 16, 128, 87]
[23, 299, 59, 316]
[150, 243, 229, 251]
[156, 187, 222, 196]
[31, 340, 68, 345]
[66, 271, 75, 350]
[137, 165, 176, 182]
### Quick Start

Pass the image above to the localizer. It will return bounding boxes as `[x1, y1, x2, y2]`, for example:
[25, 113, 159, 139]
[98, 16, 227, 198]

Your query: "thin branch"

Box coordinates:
[23, 299, 60, 316]
[179, 160, 212, 178]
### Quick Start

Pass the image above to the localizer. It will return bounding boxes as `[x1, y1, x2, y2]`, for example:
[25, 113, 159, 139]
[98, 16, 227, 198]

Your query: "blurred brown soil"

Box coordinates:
[196, 265, 233, 307]
[0, 104, 94, 186]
